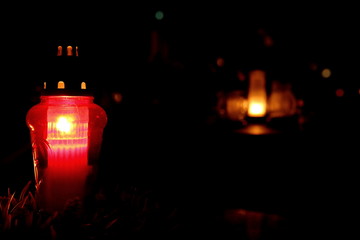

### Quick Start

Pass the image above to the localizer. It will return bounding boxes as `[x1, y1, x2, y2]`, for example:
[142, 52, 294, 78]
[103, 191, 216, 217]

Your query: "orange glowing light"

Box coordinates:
[58, 81, 65, 89]
[246, 124, 266, 135]
[247, 70, 267, 117]
[322, 68, 331, 78]
[112, 92, 123, 103]
[267, 81, 297, 119]
[57, 46, 63, 56]
[236, 124, 278, 135]
[56, 116, 73, 133]
[248, 103, 264, 116]
[226, 91, 248, 121]
[67, 46, 73, 56]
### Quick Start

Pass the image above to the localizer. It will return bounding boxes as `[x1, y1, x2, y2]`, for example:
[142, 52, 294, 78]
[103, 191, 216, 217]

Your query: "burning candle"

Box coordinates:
[247, 70, 267, 117]
[26, 41, 107, 212]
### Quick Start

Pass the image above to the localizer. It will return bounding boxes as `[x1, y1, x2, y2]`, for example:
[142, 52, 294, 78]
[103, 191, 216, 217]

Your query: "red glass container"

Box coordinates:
[26, 41, 107, 212]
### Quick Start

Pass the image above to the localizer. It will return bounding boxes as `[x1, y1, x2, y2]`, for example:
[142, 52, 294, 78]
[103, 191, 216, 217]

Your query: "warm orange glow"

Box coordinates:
[57, 46, 63, 56]
[55, 116, 73, 133]
[247, 70, 267, 117]
[76, 46, 79, 56]
[236, 124, 278, 135]
[249, 103, 265, 115]
[226, 91, 248, 121]
[336, 88, 344, 97]
[112, 92, 123, 103]
[245, 124, 266, 135]
[81, 82, 86, 89]
[322, 68, 331, 78]
[268, 81, 297, 119]
[58, 81, 65, 89]
[67, 46, 73, 56]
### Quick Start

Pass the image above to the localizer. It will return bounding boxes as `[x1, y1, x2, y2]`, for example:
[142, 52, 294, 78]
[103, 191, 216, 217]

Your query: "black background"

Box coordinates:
[1, 2, 359, 238]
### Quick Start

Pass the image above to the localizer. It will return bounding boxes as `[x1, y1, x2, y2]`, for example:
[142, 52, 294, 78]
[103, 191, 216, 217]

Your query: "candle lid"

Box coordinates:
[41, 39, 93, 96]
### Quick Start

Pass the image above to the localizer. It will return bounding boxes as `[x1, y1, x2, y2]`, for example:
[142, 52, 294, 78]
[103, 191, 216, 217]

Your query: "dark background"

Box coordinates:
[1, 2, 359, 238]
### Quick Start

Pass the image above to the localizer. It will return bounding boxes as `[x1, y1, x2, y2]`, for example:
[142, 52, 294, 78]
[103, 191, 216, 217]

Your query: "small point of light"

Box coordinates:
[67, 46, 73, 56]
[336, 88, 344, 97]
[56, 117, 72, 133]
[57, 46, 62, 56]
[112, 92, 123, 103]
[81, 82, 86, 89]
[322, 68, 331, 78]
[216, 57, 224, 67]
[238, 124, 277, 135]
[248, 103, 266, 117]
[58, 81, 65, 89]
[155, 11, 164, 20]
[44, 82, 47, 89]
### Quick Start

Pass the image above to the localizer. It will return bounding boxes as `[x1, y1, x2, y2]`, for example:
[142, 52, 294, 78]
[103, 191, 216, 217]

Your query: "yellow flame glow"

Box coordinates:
[248, 102, 266, 117]
[247, 70, 267, 117]
[56, 117, 73, 133]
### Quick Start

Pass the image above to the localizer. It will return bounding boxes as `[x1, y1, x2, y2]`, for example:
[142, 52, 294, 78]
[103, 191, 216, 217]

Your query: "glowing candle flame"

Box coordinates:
[248, 103, 265, 116]
[56, 116, 73, 133]
[247, 70, 267, 117]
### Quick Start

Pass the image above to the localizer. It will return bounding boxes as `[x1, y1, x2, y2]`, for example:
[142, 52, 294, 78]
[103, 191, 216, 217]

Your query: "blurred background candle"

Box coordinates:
[226, 90, 248, 122]
[267, 80, 297, 119]
[247, 70, 267, 117]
